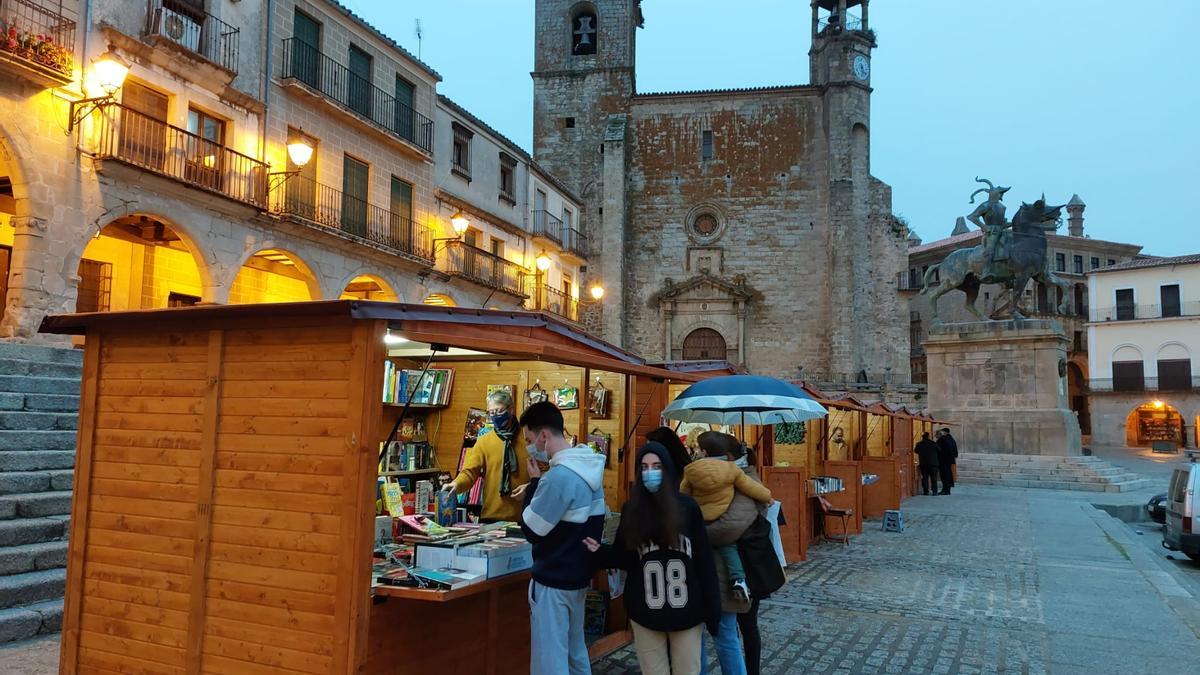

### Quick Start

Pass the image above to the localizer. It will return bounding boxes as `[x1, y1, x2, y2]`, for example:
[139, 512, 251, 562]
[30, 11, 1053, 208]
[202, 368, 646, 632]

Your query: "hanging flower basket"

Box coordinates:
[0, 23, 73, 76]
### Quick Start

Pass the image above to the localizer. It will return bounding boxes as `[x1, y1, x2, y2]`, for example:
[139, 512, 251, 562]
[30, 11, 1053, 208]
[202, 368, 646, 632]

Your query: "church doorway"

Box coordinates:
[682, 327, 726, 361]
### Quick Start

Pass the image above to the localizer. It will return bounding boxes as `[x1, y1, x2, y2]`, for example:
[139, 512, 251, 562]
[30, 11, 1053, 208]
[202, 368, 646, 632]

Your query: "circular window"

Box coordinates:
[693, 213, 718, 237]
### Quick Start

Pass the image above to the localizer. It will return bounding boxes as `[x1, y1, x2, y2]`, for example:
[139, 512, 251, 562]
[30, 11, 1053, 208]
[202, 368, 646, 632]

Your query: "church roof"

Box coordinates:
[654, 273, 756, 304]
[634, 84, 819, 100]
[1089, 253, 1200, 274]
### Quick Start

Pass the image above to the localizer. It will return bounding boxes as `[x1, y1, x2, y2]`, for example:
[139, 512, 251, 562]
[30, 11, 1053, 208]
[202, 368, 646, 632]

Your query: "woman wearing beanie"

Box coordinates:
[584, 441, 721, 675]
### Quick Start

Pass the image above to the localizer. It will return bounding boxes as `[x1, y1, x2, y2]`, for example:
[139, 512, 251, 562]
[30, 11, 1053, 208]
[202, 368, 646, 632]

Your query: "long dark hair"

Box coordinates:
[646, 426, 691, 475]
[622, 442, 682, 552]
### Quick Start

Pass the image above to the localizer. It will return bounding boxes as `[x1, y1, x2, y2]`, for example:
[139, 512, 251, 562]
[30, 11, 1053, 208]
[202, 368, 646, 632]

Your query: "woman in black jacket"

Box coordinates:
[585, 441, 721, 675]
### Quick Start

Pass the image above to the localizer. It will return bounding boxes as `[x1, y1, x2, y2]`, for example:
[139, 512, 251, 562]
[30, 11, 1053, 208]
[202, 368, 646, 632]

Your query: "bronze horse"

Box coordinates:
[922, 199, 1071, 323]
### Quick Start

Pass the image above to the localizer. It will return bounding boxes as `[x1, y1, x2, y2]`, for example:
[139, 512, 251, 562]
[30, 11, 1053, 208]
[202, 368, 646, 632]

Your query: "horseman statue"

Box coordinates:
[921, 177, 1071, 323]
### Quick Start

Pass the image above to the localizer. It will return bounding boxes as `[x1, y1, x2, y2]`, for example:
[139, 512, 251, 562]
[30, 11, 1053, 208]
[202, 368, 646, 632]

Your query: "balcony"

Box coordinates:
[531, 210, 562, 246]
[145, 0, 239, 74]
[88, 101, 268, 208]
[529, 284, 580, 323]
[897, 270, 923, 293]
[279, 37, 433, 154]
[269, 175, 433, 263]
[438, 241, 526, 297]
[561, 227, 588, 261]
[1091, 302, 1200, 322]
[1089, 377, 1200, 394]
[0, 0, 76, 87]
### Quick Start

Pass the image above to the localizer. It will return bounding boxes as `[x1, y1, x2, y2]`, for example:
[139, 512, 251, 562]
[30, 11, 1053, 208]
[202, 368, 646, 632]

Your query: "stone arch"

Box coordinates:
[0, 123, 54, 339]
[1123, 400, 1185, 448]
[229, 248, 322, 304]
[681, 326, 728, 361]
[423, 293, 457, 307]
[1111, 344, 1143, 363]
[337, 270, 400, 302]
[569, 2, 599, 56]
[1156, 341, 1190, 361]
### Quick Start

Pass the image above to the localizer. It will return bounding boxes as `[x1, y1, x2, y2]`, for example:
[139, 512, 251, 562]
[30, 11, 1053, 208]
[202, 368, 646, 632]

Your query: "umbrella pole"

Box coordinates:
[740, 411, 745, 442]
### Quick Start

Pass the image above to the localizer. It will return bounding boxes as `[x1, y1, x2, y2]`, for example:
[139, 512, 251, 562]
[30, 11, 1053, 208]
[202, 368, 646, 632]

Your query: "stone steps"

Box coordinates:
[955, 453, 1154, 493]
[0, 393, 81, 413]
[0, 376, 80, 396]
[0, 598, 62, 643]
[0, 469, 73, 496]
[0, 568, 66, 611]
[0, 429, 78, 451]
[0, 358, 83, 379]
[0, 491, 72, 520]
[0, 410, 78, 431]
[0, 541, 68, 576]
[0, 451, 76, 472]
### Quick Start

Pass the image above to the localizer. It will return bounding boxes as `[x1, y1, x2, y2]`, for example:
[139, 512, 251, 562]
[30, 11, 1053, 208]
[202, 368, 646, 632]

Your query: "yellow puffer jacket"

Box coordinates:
[680, 458, 773, 522]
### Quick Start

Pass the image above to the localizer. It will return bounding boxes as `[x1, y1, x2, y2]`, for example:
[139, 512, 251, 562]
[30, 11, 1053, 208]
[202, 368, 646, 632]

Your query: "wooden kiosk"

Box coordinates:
[43, 301, 709, 675]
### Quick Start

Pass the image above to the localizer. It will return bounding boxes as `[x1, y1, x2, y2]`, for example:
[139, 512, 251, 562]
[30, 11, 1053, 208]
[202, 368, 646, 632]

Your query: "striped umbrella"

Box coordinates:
[662, 375, 827, 426]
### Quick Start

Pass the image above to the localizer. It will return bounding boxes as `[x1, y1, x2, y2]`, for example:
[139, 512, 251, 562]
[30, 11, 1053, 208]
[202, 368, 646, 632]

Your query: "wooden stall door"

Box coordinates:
[627, 376, 667, 486]
[860, 457, 901, 519]
[760, 467, 807, 563]
[822, 461, 863, 536]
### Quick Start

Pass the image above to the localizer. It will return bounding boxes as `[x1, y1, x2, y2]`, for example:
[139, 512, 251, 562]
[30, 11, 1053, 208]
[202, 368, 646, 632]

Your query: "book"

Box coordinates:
[409, 566, 486, 590]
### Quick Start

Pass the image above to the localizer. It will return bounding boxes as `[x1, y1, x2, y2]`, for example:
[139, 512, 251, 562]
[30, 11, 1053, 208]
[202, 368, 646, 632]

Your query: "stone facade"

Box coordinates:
[531, 0, 909, 382]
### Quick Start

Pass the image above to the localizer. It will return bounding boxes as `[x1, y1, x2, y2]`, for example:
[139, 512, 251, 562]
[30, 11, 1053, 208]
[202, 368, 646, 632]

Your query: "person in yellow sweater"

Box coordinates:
[441, 389, 530, 522]
[681, 431, 773, 601]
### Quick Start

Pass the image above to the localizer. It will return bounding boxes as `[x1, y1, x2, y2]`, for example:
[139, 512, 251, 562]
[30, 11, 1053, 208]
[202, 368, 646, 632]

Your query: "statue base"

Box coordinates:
[924, 319, 1082, 456]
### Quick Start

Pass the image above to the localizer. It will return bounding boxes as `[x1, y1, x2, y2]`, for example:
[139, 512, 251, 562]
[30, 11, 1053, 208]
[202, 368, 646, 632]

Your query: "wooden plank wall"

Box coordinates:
[760, 467, 808, 563]
[864, 414, 891, 457]
[860, 457, 901, 519]
[893, 418, 914, 499]
[822, 461, 863, 536]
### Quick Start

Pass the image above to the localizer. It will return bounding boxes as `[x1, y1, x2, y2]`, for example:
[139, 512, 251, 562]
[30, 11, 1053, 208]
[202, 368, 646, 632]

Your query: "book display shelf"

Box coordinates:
[43, 301, 711, 674]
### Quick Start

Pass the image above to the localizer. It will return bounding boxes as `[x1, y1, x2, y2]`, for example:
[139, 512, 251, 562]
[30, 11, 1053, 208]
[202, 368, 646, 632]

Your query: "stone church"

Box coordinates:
[532, 0, 909, 382]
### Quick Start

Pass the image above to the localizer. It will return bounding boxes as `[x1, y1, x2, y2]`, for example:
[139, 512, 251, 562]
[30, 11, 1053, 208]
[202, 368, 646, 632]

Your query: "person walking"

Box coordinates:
[584, 441, 721, 675]
[914, 432, 941, 496]
[518, 402, 607, 675]
[936, 428, 958, 495]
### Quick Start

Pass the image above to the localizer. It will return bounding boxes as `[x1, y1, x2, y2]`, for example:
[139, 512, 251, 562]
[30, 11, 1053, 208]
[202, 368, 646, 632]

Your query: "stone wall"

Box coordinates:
[1090, 393, 1200, 450]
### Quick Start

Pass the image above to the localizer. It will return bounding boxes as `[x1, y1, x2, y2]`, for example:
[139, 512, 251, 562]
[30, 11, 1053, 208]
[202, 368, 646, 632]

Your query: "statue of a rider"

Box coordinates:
[966, 177, 1012, 280]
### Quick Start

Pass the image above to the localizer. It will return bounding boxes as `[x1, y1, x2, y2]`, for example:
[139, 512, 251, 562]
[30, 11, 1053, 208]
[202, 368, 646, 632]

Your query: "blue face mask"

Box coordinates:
[490, 411, 512, 430]
[642, 469, 664, 493]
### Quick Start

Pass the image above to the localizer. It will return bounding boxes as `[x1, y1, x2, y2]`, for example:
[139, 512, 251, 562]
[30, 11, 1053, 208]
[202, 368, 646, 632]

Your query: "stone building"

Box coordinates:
[530, 0, 911, 382]
[906, 196, 1142, 435]
[1087, 254, 1200, 451]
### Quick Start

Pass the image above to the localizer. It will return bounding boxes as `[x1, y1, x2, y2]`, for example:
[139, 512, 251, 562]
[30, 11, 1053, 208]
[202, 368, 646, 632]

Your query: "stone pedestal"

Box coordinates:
[924, 320, 1082, 456]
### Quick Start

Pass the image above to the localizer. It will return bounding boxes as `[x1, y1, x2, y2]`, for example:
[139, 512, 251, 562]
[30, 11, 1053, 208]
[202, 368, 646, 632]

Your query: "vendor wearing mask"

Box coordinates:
[441, 389, 531, 522]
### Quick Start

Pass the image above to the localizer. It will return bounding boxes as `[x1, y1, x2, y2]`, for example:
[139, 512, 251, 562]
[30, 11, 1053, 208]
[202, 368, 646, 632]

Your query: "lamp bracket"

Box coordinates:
[67, 96, 115, 135]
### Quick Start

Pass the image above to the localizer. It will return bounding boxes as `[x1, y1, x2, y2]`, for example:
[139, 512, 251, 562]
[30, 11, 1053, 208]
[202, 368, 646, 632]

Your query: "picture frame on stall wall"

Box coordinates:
[525, 381, 549, 408]
[588, 378, 611, 419]
[554, 385, 579, 410]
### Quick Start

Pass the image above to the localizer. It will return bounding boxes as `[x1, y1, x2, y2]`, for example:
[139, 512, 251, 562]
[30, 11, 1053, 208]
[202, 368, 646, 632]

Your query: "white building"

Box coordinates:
[1087, 254, 1200, 450]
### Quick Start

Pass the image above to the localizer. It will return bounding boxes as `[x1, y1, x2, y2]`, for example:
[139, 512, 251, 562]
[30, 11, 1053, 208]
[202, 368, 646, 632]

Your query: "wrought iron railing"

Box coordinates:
[1091, 302, 1200, 322]
[439, 241, 526, 296]
[818, 11, 863, 32]
[88, 101, 268, 207]
[531, 209, 562, 245]
[280, 37, 433, 153]
[1088, 377, 1200, 393]
[0, 0, 76, 79]
[897, 271, 922, 292]
[531, 284, 580, 322]
[146, 0, 239, 73]
[562, 227, 588, 258]
[270, 175, 433, 262]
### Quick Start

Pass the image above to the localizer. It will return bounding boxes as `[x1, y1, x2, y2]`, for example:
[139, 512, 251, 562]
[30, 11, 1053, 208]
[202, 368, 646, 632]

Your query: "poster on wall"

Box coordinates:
[525, 381, 549, 408]
[555, 385, 580, 410]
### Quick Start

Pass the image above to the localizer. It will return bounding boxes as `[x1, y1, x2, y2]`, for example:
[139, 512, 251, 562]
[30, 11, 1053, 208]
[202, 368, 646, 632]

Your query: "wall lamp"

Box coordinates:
[268, 130, 315, 191]
[68, 46, 130, 132]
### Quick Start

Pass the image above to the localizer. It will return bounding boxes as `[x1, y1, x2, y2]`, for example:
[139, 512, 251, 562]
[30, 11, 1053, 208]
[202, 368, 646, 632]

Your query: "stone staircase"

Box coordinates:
[956, 453, 1157, 493]
[0, 341, 81, 643]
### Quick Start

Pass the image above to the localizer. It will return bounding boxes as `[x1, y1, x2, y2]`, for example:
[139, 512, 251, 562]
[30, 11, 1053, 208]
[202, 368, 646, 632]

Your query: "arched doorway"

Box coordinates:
[230, 249, 320, 303]
[1125, 400, 1184, 448]
[1067, 362, 1090, 434]
[340, 275, 397, 301]
[682, 327, 727, 361]
[423, 293, 456, 307]
[76, 216, 207, 312]
[0, 139, 19, 323]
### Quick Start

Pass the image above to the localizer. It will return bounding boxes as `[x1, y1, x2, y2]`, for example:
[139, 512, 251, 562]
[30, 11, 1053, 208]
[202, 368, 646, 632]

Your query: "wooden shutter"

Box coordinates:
[1116, 289, 1135, 320]
[1161, 284, 1181, 318]
[394, 76, 415, 140]
[341, 155, 369, 237]
[292, 10, 321, 87]
[388, 177, 413, 249]
[348, 46, 373, 117]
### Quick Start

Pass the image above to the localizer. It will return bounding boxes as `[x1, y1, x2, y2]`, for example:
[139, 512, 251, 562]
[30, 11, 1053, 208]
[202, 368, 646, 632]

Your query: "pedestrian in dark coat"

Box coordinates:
[914, 432, 941, 496]
[935, 428, 958, 495]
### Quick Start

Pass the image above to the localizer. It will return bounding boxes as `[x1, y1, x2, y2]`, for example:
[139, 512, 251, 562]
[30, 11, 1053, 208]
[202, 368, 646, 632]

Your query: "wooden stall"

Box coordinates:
[890, 406, 916, 500]
[760, 466, 808, 563]
[44, 301, 708, 675]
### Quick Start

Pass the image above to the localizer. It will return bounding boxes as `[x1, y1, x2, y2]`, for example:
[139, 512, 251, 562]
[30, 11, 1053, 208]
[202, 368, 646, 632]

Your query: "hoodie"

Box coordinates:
[591, 443, 722, 636]
[520, 444, 607, 589]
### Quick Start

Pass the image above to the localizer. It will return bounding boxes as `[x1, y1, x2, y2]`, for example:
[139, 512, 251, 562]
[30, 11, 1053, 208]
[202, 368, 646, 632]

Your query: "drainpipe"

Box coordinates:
[82, 0, 93, 81]
[258, 0, 274, 162]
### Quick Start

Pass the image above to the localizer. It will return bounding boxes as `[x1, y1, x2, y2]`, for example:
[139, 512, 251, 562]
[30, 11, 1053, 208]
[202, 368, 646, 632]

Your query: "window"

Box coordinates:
[1073, 255, 1083, 274]
[701, 130, 714, 161]
[562, 272, 573, 297]
[499, 153, 517, 203]
[682, 328, 726, 361]
[910, 316, 923, 351]
[389, 177, 413, 245]
[908, 268, 920, 289]
[1158, 358, 1192, 391]
[1107, 258, 1116, 266]
[168, 292, 201, 307]
[76, 259, 112, 313]
[341, 155, 369, 237]
[1073, 331, 1084, 353]
[1090, 256, 1100, 270]
[564, 117, 575, 129]
[120, 81, 168, 169]
[1112, 360, 1144, 392]
[1055, 253, 1066, 272]
[491, 238, 504, 258]
[1074, 284, 1086, 317]
[292, 10, 321, 88]
[563, 208, 574, 234]
[1036, 284, 1050, 314]
[572, 9, 597, 55]
[394, 76, 415, 141]
[1115, 288, 1135, 320]
[348, 45, 373, 117]
[185, 107, 225, 189]
[452, 122, 473, 180]
[1161, 284, 1181, 318]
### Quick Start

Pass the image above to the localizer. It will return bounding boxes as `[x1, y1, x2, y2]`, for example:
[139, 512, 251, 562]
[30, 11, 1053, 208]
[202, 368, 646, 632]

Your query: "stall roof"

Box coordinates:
[39, 301, 706, 382]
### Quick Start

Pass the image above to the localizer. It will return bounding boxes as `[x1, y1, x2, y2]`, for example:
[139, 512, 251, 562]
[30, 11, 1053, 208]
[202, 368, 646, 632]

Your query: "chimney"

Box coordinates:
[1066, 194, 1086, 237]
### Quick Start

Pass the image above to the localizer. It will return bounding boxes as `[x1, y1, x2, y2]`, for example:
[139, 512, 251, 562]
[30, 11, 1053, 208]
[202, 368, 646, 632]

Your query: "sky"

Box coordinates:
[341, 0, 1200, 257]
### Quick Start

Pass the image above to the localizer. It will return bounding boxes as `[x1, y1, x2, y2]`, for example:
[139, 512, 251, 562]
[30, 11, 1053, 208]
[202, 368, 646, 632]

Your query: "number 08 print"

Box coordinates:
[643, 560, 689, 610]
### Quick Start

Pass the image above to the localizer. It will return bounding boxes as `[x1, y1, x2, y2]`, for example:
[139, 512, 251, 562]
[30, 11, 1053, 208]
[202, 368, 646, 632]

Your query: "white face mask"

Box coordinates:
[734, 455, 749, 469]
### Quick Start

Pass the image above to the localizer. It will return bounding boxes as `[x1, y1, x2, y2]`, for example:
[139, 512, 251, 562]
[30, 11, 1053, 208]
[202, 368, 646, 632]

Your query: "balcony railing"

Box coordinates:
[439, 241, 526, 296]
[531, 210, 562, 245]
[280, 37, 433, 154]
[530, 285, 580, 323]
[1092, 302, 1200, 322]
[1088, 377, 1200, 393]
[0, 0, 76, 83]
[898, 270, 923, 292]
[818, 11, 863, 32]
[269, 175, 433, 262]
[89, 101, 268, 207]
[146, 0, 239, 73]
[562, 227, 588, 259]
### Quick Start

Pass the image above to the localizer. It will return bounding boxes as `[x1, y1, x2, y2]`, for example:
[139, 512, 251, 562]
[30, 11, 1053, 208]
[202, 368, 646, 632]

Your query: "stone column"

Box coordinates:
[1, 215, 66, 342]
[662, 307, 673, 361]
[737, 303, 747, 366]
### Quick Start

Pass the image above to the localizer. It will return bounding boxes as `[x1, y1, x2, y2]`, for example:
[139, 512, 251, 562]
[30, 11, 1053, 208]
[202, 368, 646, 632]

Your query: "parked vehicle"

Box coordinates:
[1163, 456, 1200, 561]
[1146, 493, 1168, 524]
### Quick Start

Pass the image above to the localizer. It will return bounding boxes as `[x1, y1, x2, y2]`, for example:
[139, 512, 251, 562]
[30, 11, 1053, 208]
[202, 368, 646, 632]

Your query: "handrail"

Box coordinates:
[146, 0, 239, 73]
[1091, 302, 1200, 322]
[439, 240, 527, 296]
[280, 37, 433, 153]
[0, 0, 76, 78]
[531, 209, 562, 244]
[561, 227, 588, 258]
[1088, 377, 1199, 393]
[532, 284, 580, 322]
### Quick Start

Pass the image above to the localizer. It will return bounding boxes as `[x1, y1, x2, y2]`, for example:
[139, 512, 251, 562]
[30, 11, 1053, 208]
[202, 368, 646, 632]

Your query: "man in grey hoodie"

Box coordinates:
[518, 401, 606, 675]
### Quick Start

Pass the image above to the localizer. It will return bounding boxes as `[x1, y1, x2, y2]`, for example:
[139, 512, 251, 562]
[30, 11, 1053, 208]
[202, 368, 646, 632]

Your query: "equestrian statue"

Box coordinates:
[921, 177, 1071, 323]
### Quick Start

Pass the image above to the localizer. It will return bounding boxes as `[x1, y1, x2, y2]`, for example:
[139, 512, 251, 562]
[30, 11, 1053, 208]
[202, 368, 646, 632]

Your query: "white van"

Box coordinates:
[1163, 456, 1200, 561]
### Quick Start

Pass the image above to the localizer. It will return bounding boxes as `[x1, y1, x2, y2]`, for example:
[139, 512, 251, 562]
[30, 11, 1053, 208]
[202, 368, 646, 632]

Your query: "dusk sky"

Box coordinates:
[342, 0, 1199, 257]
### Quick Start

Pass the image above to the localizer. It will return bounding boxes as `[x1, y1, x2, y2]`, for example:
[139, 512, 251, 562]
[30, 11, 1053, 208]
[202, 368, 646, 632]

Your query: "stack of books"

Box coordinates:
[383, 363, 455, 406]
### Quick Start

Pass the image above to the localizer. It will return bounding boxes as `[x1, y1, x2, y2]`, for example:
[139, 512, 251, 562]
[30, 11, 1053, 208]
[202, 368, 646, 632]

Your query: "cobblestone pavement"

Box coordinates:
[594, 484, 1200, 674]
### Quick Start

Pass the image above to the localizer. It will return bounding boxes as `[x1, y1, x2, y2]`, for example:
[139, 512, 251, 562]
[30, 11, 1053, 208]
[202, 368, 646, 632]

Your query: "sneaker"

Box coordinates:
[732, 579, 751, 602]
